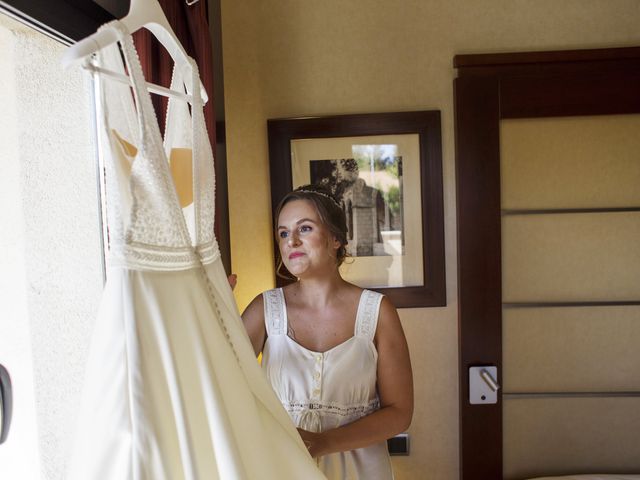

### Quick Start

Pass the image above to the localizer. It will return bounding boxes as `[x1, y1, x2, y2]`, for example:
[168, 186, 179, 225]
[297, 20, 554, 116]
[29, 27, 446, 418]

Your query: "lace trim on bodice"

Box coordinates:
[263, 288, 383, 340]
[263, 288, 287, 336]
[108, 240, 220, 271]
[285, 398, 380, 419]
[285, 398, 380, 433]
[96, 20, 218, 270]
[355, 289, 384, 341]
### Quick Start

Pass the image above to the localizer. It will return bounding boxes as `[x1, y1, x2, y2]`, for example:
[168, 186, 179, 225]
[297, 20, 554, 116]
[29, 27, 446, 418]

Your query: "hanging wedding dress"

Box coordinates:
[67, 21, 325, 480]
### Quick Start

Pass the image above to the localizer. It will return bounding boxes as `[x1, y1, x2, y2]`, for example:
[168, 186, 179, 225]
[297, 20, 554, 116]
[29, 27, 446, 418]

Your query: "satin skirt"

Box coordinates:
[67, 259, 325, 480]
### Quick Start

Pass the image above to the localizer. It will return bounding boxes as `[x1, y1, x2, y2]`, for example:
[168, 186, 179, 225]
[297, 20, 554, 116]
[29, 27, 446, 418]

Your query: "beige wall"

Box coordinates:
[219, 1, 640, 478]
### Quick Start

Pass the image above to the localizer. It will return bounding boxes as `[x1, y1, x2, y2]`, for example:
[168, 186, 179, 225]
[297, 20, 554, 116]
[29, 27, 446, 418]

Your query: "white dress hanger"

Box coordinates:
[61, 0, 208, 104]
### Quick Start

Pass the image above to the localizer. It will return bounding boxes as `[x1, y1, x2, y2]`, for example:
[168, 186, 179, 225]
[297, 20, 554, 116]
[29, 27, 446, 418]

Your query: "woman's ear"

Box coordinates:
[327, 235, 341, 258]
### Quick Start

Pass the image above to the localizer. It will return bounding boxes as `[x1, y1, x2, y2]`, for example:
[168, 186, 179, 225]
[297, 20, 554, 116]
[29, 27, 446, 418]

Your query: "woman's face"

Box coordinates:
[277, 199, 340, 278]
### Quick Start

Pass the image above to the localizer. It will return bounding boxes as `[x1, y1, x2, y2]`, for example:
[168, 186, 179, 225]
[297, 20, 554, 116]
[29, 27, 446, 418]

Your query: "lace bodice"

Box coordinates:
[94, 21, 218, 271]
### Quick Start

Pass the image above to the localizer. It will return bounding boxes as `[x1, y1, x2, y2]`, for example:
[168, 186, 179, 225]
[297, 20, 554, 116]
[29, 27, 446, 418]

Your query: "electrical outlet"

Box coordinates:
[387, 432, 409, 455]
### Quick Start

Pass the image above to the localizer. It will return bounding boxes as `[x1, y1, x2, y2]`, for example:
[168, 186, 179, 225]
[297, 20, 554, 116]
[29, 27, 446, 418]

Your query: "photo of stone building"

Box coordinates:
[309, 149, 404, 258]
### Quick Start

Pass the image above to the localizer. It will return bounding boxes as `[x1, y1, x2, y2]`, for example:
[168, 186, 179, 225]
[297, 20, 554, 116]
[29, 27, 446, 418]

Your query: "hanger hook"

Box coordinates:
[185, 0, 199, 5]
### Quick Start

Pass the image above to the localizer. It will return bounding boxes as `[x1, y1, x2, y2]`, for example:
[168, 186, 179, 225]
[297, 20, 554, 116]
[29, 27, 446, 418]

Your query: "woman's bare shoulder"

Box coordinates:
[374, 295, 404, 339]
[241, 293, 265, 321]
[241, 293, 267, 355]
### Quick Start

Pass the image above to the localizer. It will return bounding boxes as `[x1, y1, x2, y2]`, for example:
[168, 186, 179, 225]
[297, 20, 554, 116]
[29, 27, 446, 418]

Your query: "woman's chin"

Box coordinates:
[283, 262, 307, 277]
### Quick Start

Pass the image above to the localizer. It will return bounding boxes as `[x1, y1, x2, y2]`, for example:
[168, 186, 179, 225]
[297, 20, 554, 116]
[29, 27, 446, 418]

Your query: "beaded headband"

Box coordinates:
[296, 189, 342, 209]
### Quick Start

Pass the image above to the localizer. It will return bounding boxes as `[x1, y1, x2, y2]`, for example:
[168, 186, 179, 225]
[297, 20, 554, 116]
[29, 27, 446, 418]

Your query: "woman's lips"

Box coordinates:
[288, 252, 305, 259]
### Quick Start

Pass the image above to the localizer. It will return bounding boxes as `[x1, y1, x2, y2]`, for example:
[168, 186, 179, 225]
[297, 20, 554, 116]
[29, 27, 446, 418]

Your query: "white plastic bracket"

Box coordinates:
[469, 366, 500, 405]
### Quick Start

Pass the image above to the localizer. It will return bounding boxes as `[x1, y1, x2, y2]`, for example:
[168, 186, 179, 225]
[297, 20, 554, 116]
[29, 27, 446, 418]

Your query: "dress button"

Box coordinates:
[315, 355, 322, 363]
[313, 389, 320, 397]
[314, 372, 321, 380]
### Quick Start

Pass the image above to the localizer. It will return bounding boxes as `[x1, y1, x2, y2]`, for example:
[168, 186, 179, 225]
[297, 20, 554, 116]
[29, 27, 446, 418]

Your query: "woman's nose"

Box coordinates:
[288, 232, 301, 246]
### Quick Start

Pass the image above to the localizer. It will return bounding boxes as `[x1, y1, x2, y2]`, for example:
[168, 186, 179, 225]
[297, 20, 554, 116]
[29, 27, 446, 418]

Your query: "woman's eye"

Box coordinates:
[279, 231, 289, 239]
[300, 225, 312, 233]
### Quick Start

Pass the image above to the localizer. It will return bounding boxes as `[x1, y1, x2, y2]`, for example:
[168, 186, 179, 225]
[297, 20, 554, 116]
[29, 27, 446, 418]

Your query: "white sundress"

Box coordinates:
[66, 20, 325, 480]
[262, 288, 394, 480]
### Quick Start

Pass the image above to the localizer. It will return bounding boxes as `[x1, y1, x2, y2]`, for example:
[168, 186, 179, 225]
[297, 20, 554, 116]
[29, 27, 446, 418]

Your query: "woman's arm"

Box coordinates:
[299, 296, 414, 457]
[241, 294, 267, 356]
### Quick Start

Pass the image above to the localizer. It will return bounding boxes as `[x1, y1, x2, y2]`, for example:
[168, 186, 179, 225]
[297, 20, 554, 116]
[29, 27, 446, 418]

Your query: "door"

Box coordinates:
[454, 47, 640, 479]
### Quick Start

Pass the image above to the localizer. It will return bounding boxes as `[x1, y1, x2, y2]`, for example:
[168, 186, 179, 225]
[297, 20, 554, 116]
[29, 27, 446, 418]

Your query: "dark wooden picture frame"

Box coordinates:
[267, 111, 446, 308]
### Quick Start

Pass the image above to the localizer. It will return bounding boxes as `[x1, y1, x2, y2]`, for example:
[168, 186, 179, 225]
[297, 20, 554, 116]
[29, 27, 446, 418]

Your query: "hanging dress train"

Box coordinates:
[67, 21, 325, 480]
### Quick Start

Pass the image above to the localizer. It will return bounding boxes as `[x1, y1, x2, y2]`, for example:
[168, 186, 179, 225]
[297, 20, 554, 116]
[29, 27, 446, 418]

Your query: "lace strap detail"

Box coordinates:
[263, 288, 287, 336]
[354, 290, 383, 341]
[189, 60, 216, 248]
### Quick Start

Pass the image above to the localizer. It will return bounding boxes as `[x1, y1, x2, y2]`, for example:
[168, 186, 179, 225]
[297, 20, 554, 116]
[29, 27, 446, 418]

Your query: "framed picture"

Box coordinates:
[267, 111, 445, 308]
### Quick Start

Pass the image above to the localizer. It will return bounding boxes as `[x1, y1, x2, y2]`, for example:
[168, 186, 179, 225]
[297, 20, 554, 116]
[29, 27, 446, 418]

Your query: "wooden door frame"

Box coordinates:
[454, 46, 640, 480]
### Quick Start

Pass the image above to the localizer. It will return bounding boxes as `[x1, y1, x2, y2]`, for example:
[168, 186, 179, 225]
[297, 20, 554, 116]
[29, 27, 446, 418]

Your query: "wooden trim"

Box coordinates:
[454, 74, 503, 479]
[454, 46, 640, 69]
[503, 392, 640, 399]
[502, 207, 640, 215]
[503, 301, 640, 308]
[500, 68, 640, 118]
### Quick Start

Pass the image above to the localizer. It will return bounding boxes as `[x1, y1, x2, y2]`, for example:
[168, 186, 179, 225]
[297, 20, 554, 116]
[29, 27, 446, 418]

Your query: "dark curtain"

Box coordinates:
[132, 0, 219, 228]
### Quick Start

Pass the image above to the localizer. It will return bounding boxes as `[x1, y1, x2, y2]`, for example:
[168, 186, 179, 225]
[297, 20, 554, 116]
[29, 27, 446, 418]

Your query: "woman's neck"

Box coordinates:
[292, 270, 347, 308]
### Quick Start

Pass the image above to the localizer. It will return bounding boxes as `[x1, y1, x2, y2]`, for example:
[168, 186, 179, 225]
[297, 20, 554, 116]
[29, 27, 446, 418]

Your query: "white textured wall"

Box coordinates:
[0, 14, 103, 480]
[0, 16, 41, 480]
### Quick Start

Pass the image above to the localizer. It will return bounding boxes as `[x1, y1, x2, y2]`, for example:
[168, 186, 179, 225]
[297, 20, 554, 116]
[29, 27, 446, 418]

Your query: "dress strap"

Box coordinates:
[354, 289, 384, 341]
[263, 288, 287, 336]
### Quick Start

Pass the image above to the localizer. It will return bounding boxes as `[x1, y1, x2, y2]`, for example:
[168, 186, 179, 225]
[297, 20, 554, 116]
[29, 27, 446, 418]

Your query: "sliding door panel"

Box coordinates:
[501, 115, 640, 210]
[504, 397, 640, 480]
[503, 306, 640, 392]
[501, 112, 640, 478]
[502, 212, 640, 302]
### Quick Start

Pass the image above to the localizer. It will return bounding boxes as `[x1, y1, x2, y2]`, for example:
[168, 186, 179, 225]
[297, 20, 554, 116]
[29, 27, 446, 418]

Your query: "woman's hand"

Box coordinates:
[297, 428, 327, 458]
[227, 274, 237, 290]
